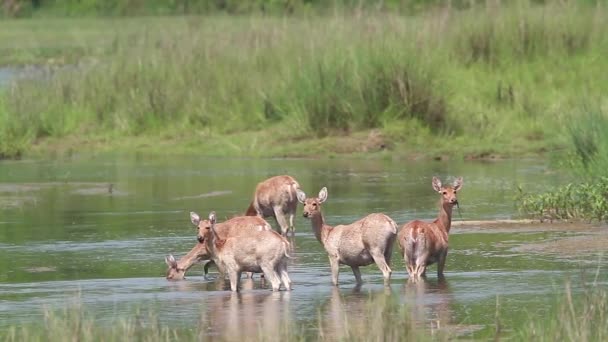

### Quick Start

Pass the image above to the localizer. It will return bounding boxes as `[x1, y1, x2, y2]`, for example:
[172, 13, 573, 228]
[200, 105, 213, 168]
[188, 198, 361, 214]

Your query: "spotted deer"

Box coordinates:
[297, 187, 397, 286]
[165, 243, 216, 280]
[397, 176, 463, 281]
[245, 175, 300, 236]
[192, 212, 292, 291]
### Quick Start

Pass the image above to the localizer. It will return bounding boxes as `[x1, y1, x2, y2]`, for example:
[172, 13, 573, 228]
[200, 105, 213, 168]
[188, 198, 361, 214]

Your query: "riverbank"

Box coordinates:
[1, 3, 605, 160]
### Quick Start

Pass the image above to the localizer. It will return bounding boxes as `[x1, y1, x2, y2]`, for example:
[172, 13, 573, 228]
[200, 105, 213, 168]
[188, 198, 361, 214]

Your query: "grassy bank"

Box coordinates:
[0, 2, 606, 159]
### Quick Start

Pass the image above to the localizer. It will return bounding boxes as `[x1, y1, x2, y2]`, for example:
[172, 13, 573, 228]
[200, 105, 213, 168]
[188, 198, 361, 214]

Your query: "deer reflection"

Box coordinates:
[322, 285, 394, 341]
[402, 277, 454, 332]
[202, 283, 292, 342]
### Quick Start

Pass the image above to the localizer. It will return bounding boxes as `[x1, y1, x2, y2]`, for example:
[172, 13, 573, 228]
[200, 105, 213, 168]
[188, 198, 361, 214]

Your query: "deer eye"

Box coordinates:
[454, 191, 457, 194]
[442, 191, 447, 195]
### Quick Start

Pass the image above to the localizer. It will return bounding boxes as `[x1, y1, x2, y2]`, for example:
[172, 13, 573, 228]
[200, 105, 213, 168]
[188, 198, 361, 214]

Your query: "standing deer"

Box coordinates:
[165, 243, 216, 280]
[397, 176, 463, 281]
[297, 187, 397, 286]
[192, 211, 292, 292]
[245, 175, 300, 236]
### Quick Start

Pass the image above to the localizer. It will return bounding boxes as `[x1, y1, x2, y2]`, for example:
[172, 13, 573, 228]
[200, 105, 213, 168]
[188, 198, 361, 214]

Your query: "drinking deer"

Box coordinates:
[192, 211, 292, 292]
[165, 243, 216, 280]
[297, 187, 397, 286]
[397, 176, 463, 281]
[245, 175, 300, 236]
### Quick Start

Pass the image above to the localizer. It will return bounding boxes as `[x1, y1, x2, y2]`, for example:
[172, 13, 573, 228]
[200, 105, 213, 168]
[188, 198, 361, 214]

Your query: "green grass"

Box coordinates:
[1, 2, 607, 159]
[2, 280, 606, 341]
[516, 104, 608, 222]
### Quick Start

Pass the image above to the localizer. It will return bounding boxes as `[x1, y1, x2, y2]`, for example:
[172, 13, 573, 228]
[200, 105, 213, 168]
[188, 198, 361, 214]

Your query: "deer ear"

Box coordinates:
[296, 189, 307, 204]
[432, 177, 442, 193]
[453, 177, 463, 191]
[190, 212, 201, 226]
[318, 187, 328, 203]
[208, 211, 219, 236]
[165, 255, 177, 268]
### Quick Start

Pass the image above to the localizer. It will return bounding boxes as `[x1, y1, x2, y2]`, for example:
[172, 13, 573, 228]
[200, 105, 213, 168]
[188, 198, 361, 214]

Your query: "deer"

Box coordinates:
[192, 211, 292, 292]
[397, 176, 463, 281]
[296, 187, 397, 286]
[165, 243, 216, 280]
[245, 175, 300, 236]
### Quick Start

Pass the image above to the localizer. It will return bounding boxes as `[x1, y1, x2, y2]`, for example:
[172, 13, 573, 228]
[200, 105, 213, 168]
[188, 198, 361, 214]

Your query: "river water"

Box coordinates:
[0, 154, 606, 339]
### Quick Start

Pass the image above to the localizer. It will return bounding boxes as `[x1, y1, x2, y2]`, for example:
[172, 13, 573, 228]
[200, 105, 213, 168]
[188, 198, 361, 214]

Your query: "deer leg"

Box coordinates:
[203, 260, 213, 279]
[437, 249, 448, 278]
[370, 249, 392, 285]
[261, 264, 281, 291]
[228, 270, 240, 292]
[414, 258, 428, 280]
[278, 261, 292, 291]
[329, 256, 340, 286]
[350, 266, 362, 284]
[273, 206, 290, 236]
[288, 211, 295, 237]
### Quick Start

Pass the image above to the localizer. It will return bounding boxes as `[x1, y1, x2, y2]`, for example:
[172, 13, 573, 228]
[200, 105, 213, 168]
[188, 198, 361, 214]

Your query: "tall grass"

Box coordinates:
[0, 1, 606, 158]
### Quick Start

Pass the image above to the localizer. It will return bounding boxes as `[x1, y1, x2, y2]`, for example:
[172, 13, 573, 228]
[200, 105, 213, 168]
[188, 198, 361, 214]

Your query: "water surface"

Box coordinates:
[0, 154, 605, 339]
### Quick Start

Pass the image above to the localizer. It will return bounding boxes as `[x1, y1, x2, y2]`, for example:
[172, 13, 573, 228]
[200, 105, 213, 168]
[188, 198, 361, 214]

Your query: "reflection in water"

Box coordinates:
[322, 286, 394, 341]
[403, 278, 454, 332]
[203, 280, 291, 342]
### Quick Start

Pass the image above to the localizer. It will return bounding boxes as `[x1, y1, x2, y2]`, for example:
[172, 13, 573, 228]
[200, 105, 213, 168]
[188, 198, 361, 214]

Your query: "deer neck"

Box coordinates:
[435, 201, 454, 233]
[310, 211, 332, 246]
[178, 245, 205, 271]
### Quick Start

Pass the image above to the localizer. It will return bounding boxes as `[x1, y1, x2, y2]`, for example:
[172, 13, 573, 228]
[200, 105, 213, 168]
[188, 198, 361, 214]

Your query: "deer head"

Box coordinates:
[164, 254, 184, 280]
[192, 211, 217, 243]
[432, 177, 463, 206]
[297, 187, 327, 218]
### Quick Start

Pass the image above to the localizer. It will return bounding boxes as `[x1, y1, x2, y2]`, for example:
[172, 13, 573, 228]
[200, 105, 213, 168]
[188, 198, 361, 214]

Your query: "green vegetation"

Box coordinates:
[517, 177, 608, 222]
[0, 0, 547, 17]
[2, 281, 606, 341]
[517, 105, 608, 222]
[0, 1, 606, 159]
[517, 280, 608, 341]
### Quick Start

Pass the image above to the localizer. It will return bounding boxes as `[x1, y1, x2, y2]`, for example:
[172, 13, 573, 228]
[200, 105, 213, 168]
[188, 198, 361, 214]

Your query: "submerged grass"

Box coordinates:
[0, 2, 606, 159]
[0, 292, 443, 342]
[2, 280, 606, 341]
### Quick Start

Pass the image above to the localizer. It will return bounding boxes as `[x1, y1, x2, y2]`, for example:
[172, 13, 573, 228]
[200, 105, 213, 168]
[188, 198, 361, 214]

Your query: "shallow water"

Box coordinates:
[0, 154, 606, 339]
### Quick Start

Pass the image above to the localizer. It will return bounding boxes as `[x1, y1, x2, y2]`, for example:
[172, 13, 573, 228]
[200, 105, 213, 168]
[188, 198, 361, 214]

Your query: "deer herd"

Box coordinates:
[165, 174, 463, 291]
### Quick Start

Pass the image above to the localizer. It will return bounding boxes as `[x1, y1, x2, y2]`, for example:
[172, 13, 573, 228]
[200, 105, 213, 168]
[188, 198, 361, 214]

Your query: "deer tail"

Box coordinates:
[405, 230, 420, 263]
[245, 201, 257, 216]
[281, 238, 293, 259]
[288, 180, 300, 202]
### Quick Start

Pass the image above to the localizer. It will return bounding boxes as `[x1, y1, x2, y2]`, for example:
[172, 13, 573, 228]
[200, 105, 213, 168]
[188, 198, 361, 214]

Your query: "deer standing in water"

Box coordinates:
[397, 176, 463, 281]
[192, 212, 292, 291]
[165, 243, 215, 280]
[297, 187, 397, 286]
[245, 175, 300, 236]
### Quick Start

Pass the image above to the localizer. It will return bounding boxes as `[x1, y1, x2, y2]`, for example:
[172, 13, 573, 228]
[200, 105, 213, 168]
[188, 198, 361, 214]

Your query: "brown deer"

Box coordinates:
[192, 211, 292, 291]
[297, 187, 397, 286]
[165, 243, 216, 280]
[245, 175, 300, 236]
[397, 176, 463, 281]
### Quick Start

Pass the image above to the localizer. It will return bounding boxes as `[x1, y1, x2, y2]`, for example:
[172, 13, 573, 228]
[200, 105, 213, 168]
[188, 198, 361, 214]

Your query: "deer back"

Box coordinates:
[253, 175, 300, 215]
